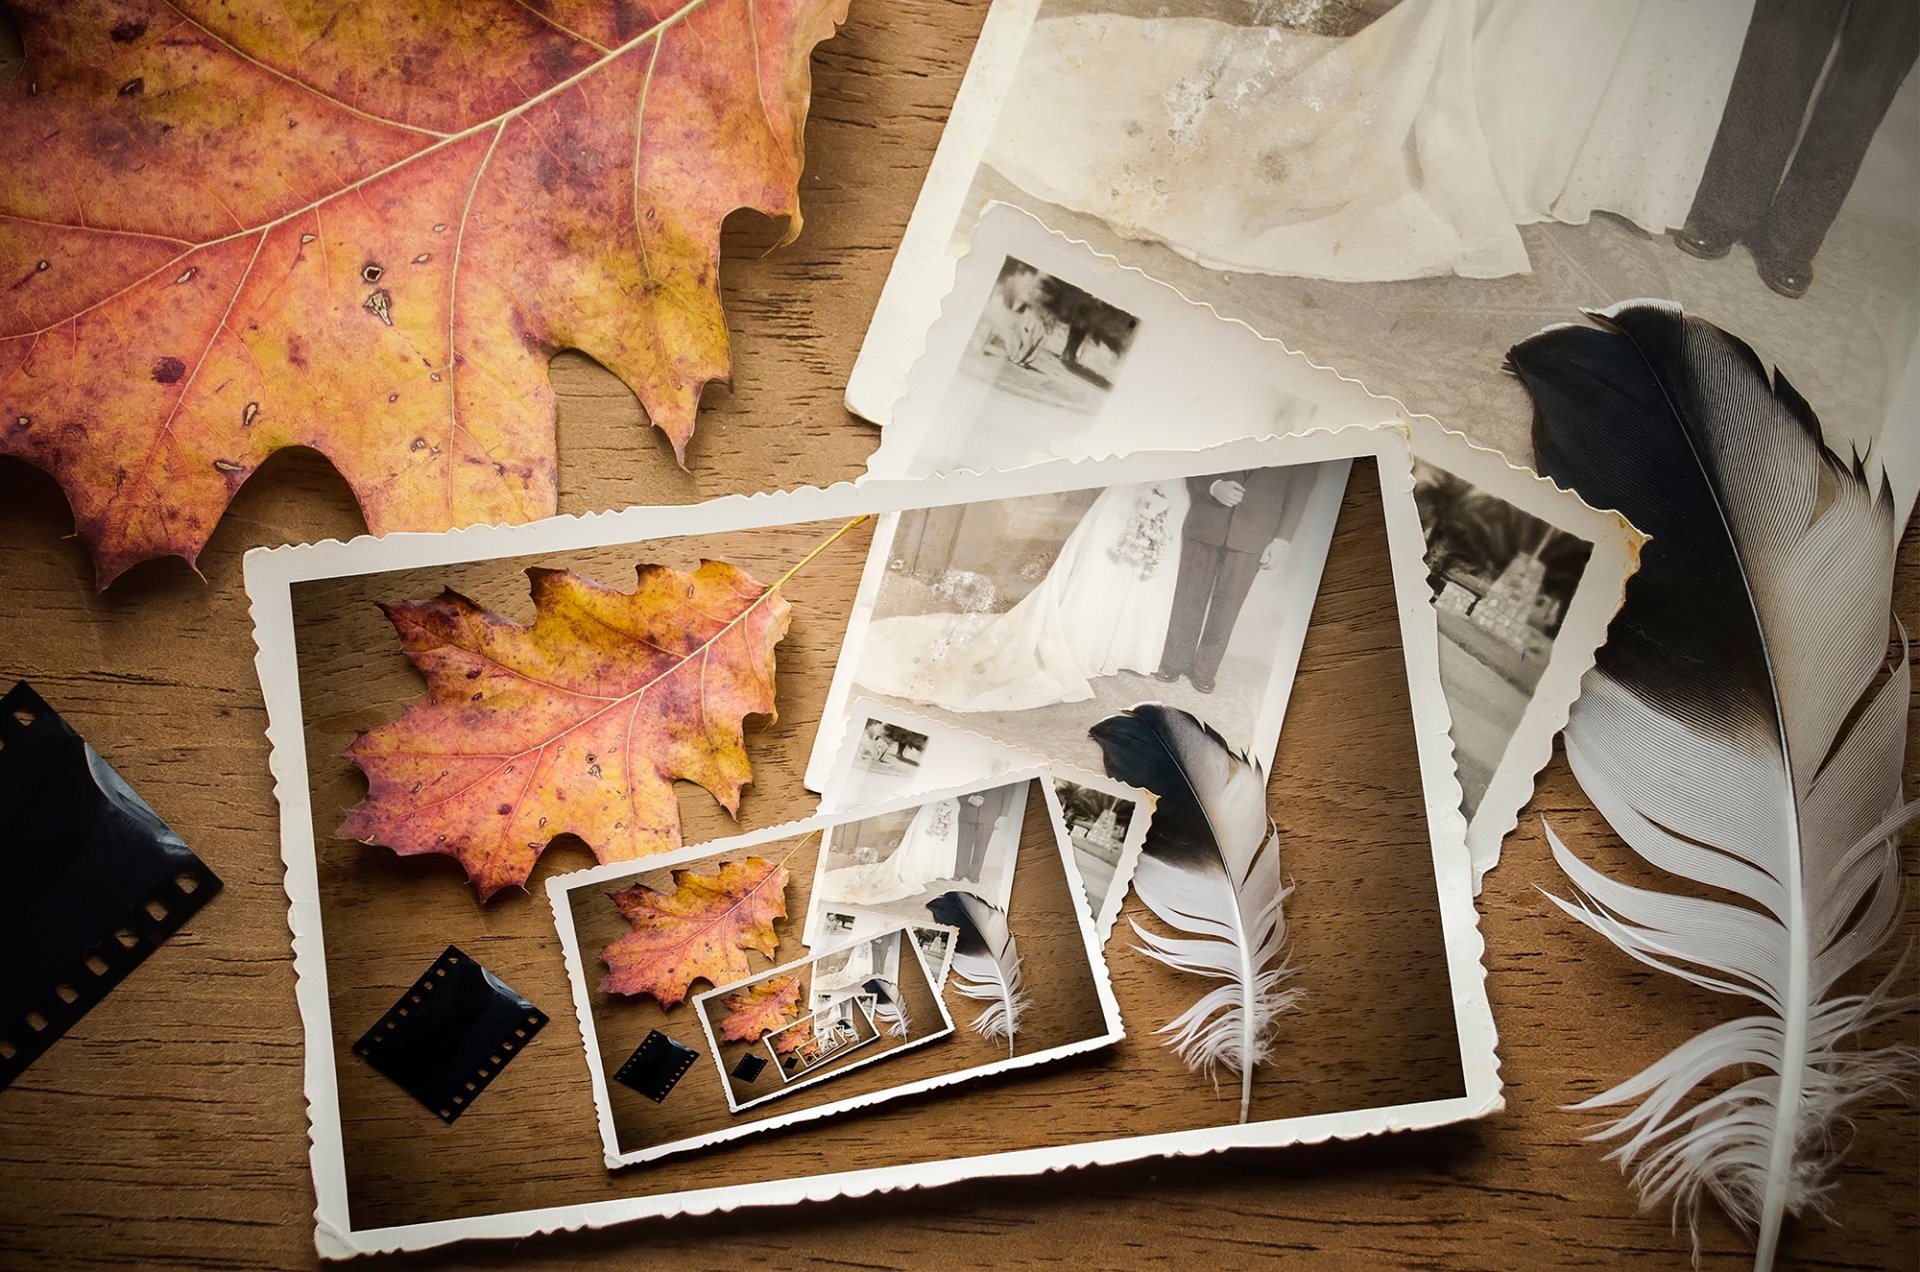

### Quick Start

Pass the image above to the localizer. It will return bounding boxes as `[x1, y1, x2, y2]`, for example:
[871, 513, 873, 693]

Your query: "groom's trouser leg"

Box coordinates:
[1158, 542, 1226, 675]
[1192, 550, 1263, 683]
[1686, 0, 1844, 239]
[956, 829, 985, 882]
[1761, 0, 1920, 265]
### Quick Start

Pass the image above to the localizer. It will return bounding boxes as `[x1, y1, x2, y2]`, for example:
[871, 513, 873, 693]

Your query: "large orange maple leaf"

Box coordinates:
[340, 560, 791, 900]
[600, 856, 789, 1007]
[0, 0, 848, 585]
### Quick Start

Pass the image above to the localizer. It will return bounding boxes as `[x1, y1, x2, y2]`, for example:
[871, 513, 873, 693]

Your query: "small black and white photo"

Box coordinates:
[907, 924, 957, 988]
[805, 780, 1027, 943]
[964, 255, 1140, 413]
[835, 461, 1345, 776]
[1053, 779, 1134, 909]
[854, 720, 927, 776]
[818, 700, 1024, 813]
[1412, 459, 1593, 818]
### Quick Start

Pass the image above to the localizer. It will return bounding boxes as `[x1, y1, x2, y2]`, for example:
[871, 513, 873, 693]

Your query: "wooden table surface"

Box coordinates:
[0, 3, 1915, 1269]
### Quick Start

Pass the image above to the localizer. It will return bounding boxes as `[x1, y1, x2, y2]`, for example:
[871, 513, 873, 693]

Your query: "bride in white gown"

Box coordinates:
[984, 0, 1755, 282]
[854, 479, 1189, 713]
[820, 799, 962, 907]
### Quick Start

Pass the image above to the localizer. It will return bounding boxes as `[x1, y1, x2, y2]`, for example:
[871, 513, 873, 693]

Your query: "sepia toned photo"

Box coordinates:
[964, 255, 1140, 412]
[853, 0, 1920, 523]
[854, 720, 928, 777]
[804, 780, 1027, 944]
[1054, 780, 1134, 902]
[808, 929, 905, 1012]
[830, 461, 1347, 777]
[1412, 459, 1593, 817]
[767, 1000, 879, 1082]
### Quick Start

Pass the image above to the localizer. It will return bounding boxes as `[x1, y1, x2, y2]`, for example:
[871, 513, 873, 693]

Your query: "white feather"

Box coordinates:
[928, 890, 1027, 1056]
[1093, 705, 1301, 1124]
[863, 977, 912, 1038]
[1514, 301, 1919, 1270]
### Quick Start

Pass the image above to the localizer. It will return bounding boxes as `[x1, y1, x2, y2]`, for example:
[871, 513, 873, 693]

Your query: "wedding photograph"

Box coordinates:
[804, 781, 1027, 943]
[809, 930, 904, 1012]
[858, 0, 1920, 516]
[1411, 460, 1593, 816]
[962, 255, 1141, 412]
[836, 461, 1346, 776]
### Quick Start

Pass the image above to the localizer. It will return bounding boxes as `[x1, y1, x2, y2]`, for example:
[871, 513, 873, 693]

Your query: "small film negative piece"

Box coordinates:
[615, 1029, 700, 1103]
[353, 945, 546, 1123]
[730, 1052, 768, 1084]
[0, 682, 223, 1091]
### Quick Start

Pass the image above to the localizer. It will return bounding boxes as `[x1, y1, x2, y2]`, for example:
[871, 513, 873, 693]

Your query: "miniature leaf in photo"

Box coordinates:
[718, 975, 803, 1043]
[600, 857, 790, 1008]
[340, 560, 791, 900]
[0, 0, 849, 585]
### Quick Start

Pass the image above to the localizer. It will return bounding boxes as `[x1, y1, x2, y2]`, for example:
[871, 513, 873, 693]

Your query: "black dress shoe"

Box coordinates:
[1754, 254, 1812, 299]
[1152, 668, 1182, 684]
[1673, 224, 1733, 260]
[1190, 675, 1216, 694]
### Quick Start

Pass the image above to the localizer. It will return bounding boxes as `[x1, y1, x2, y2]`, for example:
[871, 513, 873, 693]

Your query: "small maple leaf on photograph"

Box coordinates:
[0, 0, 849, 586]
[339, 559, 791, 901]
[599, 857, 790, 1008]
[717, 975, 802, 1043]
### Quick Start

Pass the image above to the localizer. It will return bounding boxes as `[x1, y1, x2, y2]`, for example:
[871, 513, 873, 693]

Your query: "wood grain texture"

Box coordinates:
[0, 2, 1913, 1268]
[272, 456, 1464, 1237]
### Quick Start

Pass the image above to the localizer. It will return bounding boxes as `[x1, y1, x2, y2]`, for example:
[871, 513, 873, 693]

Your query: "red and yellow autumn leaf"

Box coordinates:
[340, 560, 790, 900]
[0, 0, 848, 585]
[600, 856, 789, 1007]
[771, 1024, 819, 1058]
[718, 974, 801, 1042]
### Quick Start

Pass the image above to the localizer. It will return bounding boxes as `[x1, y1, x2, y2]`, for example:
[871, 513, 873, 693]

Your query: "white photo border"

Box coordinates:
[244, 427, 1501, 1258]
[555, 768, 1118, 1163]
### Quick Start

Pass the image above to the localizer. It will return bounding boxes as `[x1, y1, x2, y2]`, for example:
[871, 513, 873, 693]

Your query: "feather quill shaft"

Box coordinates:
[862, 976, 911, 1038]
[1091, 704, 1298, 1123]
[926, 890, 1026, 1056]
[1512, 300, 1916, 1269]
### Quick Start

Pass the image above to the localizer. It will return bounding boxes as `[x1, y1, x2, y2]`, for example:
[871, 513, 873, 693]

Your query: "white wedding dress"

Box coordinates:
[820, 798, 960, 906]
[984, 0, 1755, 282]
[854, 480, 1189, 713]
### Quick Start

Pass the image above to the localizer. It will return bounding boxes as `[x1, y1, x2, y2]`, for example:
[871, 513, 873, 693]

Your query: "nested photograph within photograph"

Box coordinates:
[966, 255, 1140, 410]
[1411, 459, 1593, 816]
[832, 460, 1347, 777]
[809, 929, 905, 1012]
[805, 780, 1026, 944]
[768, 1000, 878, 1082]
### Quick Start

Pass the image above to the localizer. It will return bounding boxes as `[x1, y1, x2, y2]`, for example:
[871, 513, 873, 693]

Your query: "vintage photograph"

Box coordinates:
[854, 721, 928, 777]
[853, 0, 1920, 524]
[1412, 460, 1593, 816]
[834, 462, 1345, 776]
[817, 701, 1022, 812]
[766, 999, 880, 1082]
[804, 780, 1028, 944]
[908, 924, 957, 988]
[809, 929, 905, 1012]
[1054, 779, 1135, 917]
[964, 255, 1140, 411]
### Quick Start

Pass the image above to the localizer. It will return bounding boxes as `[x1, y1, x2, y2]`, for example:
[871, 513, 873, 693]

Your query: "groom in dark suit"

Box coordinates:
[1675, 0, 1919, 298]
[952, 792, 996, 883]
[1155, 467, 1310, 694]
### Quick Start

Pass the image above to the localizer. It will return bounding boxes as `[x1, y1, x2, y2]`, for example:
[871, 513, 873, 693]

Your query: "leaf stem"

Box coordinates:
[766, 515, 873, 597]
